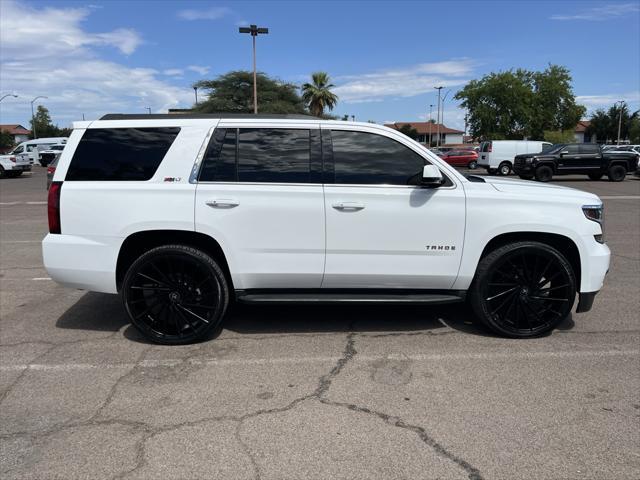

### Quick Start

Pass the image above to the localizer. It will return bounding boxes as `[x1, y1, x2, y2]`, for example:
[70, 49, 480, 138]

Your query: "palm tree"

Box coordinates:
[301, 72, 338, 117]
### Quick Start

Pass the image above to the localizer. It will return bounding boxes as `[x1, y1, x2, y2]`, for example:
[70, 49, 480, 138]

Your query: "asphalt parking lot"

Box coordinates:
[1, 167, 639, 480]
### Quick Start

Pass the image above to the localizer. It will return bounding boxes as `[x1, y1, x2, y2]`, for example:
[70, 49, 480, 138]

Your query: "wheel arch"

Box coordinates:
[477, 231, 581, 288]
[116, 230, 233, 292]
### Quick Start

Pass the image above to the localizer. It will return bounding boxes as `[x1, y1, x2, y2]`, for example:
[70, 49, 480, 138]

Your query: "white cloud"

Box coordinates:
[187, 65, 211, 75]
[0, 1, 193, 127]
[577, 91, 640, 107]
[333, 59, 476, 103]
[177, 7, 232, 21]
[163, 68, 184, 76]
[551, 3, 639, 21]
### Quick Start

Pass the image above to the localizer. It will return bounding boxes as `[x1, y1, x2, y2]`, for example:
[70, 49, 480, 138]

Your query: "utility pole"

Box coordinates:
[428, 104, 434, 147]
[616, 100, 624, 145]
[30, 96, 48, 139]
[146, 107, 151, 114]
[194, 86, 199, 106]
[434, 86, 443, 147]
[440, 89, 451, 145]
[239, 24, 269, 114]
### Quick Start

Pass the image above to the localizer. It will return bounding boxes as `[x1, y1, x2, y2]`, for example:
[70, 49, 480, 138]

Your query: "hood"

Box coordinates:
[481, 176, 601, 203]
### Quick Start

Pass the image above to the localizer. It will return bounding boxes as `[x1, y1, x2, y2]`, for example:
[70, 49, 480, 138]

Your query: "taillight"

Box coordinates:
[48, 181, 62, 234]
[47, 166, 56, 175]
[9, 156, 16, 163]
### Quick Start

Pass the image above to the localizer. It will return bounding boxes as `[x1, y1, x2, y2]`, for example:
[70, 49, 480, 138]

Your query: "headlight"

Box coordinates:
[583, 204, 604, 243]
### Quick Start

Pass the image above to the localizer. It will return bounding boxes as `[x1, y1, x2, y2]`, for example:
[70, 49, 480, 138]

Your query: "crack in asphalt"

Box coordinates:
[1, 330, 484, 480]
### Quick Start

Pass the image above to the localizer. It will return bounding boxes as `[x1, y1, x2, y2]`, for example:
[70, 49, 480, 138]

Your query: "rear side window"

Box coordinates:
[480, 141, 491, 152]
[331, 130, 427, 185]
[238, 128, 310, 183]
[199, 128, 312, 183]
[579, 144, 599, 154]
[66, 127, 180, 181]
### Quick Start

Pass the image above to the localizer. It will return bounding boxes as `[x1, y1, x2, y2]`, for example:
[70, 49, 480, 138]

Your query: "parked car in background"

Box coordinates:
[39, 144, 66, 167]
[9, 138, 68, 165]
[478, 140, 552, 176]
[46, 156, 59, 190]
[0, 150, 32, 178]
[43, 113, 609, 344]
[439, 149, 479, 169]
[513, 143, 639, 182]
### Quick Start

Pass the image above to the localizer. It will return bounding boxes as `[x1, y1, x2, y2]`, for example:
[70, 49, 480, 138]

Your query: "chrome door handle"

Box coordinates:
[332, 202, 365, 211]
[206, 199, 239, 208]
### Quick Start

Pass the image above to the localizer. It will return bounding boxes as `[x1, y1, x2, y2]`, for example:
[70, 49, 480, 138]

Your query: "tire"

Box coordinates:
[498, 162, 512, 176]
[607, 164, 626, 182]
[122, 244, 230, 345]
[588, 173, 603, 181]
[468, 160, 478, 170]
[535, 165, 553, 182]
[518, 175, 534, 180]
[469, 241, 576, 338]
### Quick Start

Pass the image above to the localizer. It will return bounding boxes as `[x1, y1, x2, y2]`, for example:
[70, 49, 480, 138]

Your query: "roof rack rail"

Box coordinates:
[99, 113, 320, 120]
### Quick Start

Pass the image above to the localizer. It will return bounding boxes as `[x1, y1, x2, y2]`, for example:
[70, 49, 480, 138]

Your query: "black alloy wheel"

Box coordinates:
[122, 245, 229, 345]
[607, 164, 626, 182]
[535, 165, 553, 182]
[470, 242, 576, 338]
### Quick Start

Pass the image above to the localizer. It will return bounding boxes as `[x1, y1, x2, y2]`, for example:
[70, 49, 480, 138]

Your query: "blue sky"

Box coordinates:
[1, 0, 638, 130]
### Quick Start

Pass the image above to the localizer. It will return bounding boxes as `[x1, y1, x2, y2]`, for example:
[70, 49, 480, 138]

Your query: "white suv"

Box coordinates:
[43, 114, 610, 344]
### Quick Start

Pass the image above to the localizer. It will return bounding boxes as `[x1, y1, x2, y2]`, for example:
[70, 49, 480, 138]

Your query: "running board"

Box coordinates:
[235, 291, 465, 305]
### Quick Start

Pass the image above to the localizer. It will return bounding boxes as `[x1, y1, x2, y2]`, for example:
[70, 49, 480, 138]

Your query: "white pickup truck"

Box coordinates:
[0, 150, 31, 178]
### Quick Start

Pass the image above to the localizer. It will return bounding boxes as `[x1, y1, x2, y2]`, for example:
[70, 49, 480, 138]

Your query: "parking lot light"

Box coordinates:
[239, 24, 269, 114]
[0, 93, 18, 102]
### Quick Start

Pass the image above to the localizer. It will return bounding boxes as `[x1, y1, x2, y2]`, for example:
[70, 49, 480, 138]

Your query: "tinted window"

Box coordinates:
[480, 141, 491, 152]
[563, 144, 579, 154]
[331, 130, 426, 185]
[66, 128, 180, 181]
[238, 128, 310, 183]
[580, 144, 599, 154]
[199, 128, 237, 182]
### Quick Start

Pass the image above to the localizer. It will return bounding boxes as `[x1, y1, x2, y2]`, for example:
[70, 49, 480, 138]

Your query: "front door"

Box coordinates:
[195, 125, 325, 290]
[321, 128, 466, 289]
[556, 144, 581, 172]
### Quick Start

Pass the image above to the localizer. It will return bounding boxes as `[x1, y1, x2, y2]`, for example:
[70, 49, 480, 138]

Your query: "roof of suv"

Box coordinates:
[100, 113, 320, 120]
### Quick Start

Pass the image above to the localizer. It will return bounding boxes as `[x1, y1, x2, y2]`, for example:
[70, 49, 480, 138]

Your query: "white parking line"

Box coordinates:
[1, 349, 637, 372]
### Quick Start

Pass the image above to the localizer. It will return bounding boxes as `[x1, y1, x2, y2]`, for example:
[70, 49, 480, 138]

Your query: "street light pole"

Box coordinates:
[440, 89, 451, 144]
[428, 104, 434, 146]
[239, 24, 269, 114]
[0, 93, 18, 103]
[434, 87, 443, 147]
[146, 107, 151, 114]
[30, 96, 48, 139]
[194, 86, 199, 106]
[616, 100, 624, 145]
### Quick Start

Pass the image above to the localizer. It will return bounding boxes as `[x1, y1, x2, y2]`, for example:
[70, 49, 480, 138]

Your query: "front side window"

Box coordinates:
[331, 130, 427, 185]
[580, 144, 599, 154]
[66, 127, 180, 181]
[563, 145, 579, 154]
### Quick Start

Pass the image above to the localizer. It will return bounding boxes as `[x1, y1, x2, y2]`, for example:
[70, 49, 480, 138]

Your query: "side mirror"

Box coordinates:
[421, 164, 444, 187]
[560, 150, 569, 156]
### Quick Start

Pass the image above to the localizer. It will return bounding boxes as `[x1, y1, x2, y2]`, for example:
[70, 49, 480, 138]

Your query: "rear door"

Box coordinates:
[321, 127, 465, 289]
[578, 144, 603, 170]
[195, 124, 325, 290]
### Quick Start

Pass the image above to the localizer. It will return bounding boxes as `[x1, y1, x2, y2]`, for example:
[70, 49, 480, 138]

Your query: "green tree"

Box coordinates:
[398, 124, 418, 140]
[629, 116, 640, 144]
[194, 71, 306, 114]
[587, 102, 637, 143]
[543, 129, 575, 144]
[341, 114, 349, 121]
[0, 129, 15, 150]
[30, 105, 59, 138]
[455, 64, 585, 140]
[529, 65, 585, 139]
[455, 69, 534, 140]
[301, 72, 338, 118]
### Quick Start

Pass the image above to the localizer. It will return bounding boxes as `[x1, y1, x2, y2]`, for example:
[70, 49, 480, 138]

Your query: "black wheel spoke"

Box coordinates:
[136, 272, 170, 288]
[175, 306, 198, 331]
[529, 296, 568, 302]
[486, 286, 518, 302]
[130, 285, 171, 292]
[177, 304, 210, 324]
